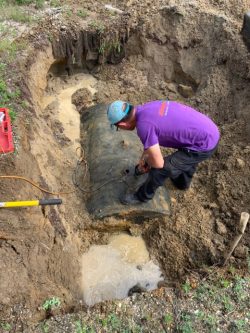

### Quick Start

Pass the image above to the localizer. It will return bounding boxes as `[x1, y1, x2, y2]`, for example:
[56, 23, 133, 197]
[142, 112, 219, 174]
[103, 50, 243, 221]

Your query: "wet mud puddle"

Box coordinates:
[81, 234, 164, 306]
[42, 73, 97, 151]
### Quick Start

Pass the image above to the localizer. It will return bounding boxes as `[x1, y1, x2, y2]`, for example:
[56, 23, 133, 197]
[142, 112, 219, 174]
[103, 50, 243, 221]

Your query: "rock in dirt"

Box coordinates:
[234, 245, 248, 258]
[236, 158, 245, 168]
[177, 84, 194, 98]
[215, 220, 227, 235]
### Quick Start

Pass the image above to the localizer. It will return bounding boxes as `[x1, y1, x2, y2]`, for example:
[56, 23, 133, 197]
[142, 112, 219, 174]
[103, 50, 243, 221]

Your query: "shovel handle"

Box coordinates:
[39, 199, 62, 206]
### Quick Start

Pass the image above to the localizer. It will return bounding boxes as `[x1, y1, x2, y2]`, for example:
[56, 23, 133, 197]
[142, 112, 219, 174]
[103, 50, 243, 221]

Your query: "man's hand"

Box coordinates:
[135, 161, 150, 175]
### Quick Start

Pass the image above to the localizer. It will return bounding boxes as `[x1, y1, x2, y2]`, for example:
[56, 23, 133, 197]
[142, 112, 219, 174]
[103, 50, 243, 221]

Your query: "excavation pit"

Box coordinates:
[0, 1, 249, 325]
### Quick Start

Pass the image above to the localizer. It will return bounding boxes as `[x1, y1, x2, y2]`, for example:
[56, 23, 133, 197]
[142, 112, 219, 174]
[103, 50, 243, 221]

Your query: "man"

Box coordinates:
[107, 100, 220, 205]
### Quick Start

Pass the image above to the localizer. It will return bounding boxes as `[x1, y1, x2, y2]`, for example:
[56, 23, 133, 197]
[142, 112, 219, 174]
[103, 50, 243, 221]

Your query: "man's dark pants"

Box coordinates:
[136, 146, 218, 202]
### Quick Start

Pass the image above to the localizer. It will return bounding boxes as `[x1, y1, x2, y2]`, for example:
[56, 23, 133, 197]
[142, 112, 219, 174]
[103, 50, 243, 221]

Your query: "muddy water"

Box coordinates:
[42, 74, 97, 151]
[81, 234, 163, 306]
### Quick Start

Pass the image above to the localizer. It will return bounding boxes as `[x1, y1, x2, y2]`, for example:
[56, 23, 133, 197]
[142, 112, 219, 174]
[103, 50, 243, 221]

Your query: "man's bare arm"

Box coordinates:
[140, 144, 164, 169]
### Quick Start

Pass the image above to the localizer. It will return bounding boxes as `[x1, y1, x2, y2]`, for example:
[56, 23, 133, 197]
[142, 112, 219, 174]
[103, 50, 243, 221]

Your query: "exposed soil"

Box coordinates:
[0, 0, 249, 331]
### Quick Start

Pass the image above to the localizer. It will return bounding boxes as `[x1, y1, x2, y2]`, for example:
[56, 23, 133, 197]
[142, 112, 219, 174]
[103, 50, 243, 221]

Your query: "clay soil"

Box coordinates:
[0, 0, 249, 332]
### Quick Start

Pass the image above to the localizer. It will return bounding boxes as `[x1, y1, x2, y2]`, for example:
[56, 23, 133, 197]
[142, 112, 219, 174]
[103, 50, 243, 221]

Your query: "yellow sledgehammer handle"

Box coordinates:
[0, 199, 62, 208]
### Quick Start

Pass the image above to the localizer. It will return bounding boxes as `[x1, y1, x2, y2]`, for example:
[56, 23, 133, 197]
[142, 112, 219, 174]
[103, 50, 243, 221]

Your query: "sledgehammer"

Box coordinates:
[0, 198, 62, 208]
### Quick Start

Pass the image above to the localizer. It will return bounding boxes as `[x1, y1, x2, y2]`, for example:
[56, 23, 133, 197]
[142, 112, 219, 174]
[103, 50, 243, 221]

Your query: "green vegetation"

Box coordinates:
[0, 79, 20, 111]
[75, 320, 95, 333]
[89, 20, 105, 33]
[0, 6, 34, 23]
[164, 313, 173, 325]
[42, 297, 61, 311]
[77, 9, 88, 19]
[177, 312, 194, 333]
[64, 7, 73, 17]
[0, 322, 12, 332]
[98, 39, 122, 56]
[41, 321, 49, 333]
[8, 109, 17, 123]
[182, 282, 192, 294]
[0, 39, 27, 60]
[50, 0, 61, 7]
[0, 0, 44, 6]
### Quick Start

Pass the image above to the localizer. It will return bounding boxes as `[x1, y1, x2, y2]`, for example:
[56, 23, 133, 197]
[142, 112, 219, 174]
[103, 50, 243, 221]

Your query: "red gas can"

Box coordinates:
[0, 108, 14, 154]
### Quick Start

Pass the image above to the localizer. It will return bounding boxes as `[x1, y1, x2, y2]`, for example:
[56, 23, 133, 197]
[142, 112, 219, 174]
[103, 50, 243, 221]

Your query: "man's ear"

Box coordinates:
[117, 121, 130, 129]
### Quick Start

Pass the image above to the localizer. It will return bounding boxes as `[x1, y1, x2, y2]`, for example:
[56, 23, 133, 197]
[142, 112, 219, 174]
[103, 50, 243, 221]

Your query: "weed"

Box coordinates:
[178, 312, 194, 333]
[75, 320, 95, 333]
[132, 325, 143, 333]
[64, 8, 72, 17]
[8, 109, 17, 122]
[47, 33, 53, 42]
[21, 99, 29, 109]
[219, 278, 231, 288]
[14, 0, 44, 6]
[107, 313, 121, 330]
[89, 20, 104, 33]
[182, 282, 192, 294]
[101, 317, 108, 327]
[204, 314, 217, 331]
[50, 0, 61, 7]
[0, 40, 17, 56]
[75, 320, 86, 333]
[41, 321, 49, 333]
[0, 39, 27, 61]
[164, 313, 173, 325]
[0, 79, 11, 105]
[0, 6, 34, 23]
[77, 9, 88, 18]
[15, 0, 45, 7]
[35, 0, 45, 9]
[221, 295, 234, 313]
[99, 39, 122, 56]
[233, 276, 247, 302]
[0, 322, 12, 331]
[42, 297, 61, 311]
[234, 319, 247, 333]
[0, 62, 6, 73]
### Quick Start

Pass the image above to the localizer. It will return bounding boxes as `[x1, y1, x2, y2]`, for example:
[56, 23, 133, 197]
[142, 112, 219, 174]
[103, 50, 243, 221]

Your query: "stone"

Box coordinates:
[234, 245, 248, 258]
[215, 220, 227, 235]
[236, 158, 245, 168]
[166, 82, 177, 93]
[177, 84, 194, 98]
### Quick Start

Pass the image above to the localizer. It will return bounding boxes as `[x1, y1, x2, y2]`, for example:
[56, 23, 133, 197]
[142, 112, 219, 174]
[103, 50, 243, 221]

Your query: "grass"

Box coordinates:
[0, 79, 21, 107]
[77, 9, 88, 18]
[0, 38, 27, 64]
[182, 282, 192, 294]
[50, 0, 61, 7]
[176, 271, 250, 333]
[1, 0, 44, 6]
[0, 5, 35, 23]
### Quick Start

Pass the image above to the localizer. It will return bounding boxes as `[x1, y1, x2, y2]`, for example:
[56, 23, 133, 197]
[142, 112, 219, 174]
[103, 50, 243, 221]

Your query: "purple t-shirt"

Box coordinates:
[136, 101, 220, 151]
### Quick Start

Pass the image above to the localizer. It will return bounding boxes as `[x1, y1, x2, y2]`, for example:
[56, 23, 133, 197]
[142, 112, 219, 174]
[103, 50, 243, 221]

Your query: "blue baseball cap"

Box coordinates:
[107, 100, 130, 125]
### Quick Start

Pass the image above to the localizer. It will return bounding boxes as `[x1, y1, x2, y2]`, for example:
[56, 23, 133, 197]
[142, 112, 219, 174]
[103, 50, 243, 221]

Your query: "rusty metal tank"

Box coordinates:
[81, 104, 170, 220]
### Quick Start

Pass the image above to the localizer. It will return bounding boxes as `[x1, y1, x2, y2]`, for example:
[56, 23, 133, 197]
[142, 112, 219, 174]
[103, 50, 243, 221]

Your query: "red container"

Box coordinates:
[0, 108, 14, 154]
